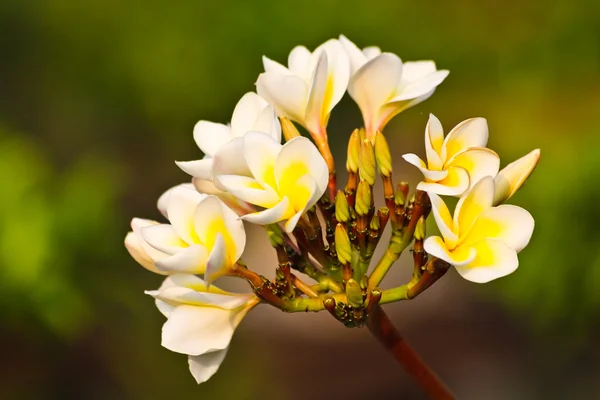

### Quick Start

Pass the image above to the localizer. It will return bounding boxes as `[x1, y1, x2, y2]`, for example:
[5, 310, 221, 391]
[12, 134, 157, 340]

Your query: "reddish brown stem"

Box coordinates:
[367, 306, 455, 400]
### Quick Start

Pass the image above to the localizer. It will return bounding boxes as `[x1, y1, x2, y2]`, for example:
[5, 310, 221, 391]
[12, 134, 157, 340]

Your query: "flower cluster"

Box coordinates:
[125, 35, 539, 385]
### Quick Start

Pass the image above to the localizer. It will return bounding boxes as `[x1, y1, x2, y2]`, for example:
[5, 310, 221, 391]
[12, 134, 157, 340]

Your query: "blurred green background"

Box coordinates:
[1, 1, 599, 399]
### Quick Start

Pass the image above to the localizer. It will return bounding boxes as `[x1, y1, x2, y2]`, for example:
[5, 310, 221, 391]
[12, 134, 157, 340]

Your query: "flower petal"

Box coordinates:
[424, 114, 445, 170]
[455, 238, 518, 283]
[339, 35, 368, 74]
[461, 205, 534, 252]
[402, 153, 448, 181]
[304, 51, 329, 133]
[204, 234, 228, 287]
[230, 92, 269, 138]
[141, 224, 188, 255]
[241, 196, 292, 226]
[192, 121, 233, 157]
[188, 350, 229, 384]
[175, 159, 214, 181]
[446, 147, 500, 189]
[154, 244, 209, 274]
[157, 184, 196, 219]
[453, 175, 495, 237]
[125, 231, 169, 275]
[390, 69, 449, 102]
[212, 138, 252, 187]
[428, 193, 459, 248]
[288, 45, 312, 78]
[216, 174, 280, 208]
[416, 166, 469, 196]
[243, 131, 282, 190]
[493, 149, 541, 205]
[423, 236, 476, 267]
[283, 174, 321, 232]
[166, 187, 207, 244]
[262, 55, 292, 75]
[442, 118, 488, 161]
[315, 39, 350, 117]
[256, 72, 308, 124]
[362, 46, 381, 60]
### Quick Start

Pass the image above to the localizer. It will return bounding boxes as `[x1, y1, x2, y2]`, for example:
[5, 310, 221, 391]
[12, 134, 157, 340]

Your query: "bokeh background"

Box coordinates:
[1, 1, 599, 399]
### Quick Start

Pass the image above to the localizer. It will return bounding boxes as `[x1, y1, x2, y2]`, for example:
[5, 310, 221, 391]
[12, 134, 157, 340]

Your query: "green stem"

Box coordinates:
[367, 229, 412, 290]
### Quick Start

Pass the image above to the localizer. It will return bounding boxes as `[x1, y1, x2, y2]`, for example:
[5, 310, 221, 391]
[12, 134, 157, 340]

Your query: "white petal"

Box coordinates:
[455, 238, 518, 283]
[262, 55, 292, 75]
[154, 245, 209, 274]
[217, 174, 280, 208]
[288, 45, 312, 78]
[347, 53, 403, 133]
[193, 121, 233, 157]
[453, 175, 495, 237]
[152, 285, 251, 309]
[428, 193, 459, 247]
[125, 231, 168, 275]
[141, 224, 187, 255]
[283, 174, 320, 232]
[154, 299, 175, 318]
[316, 39, 350, 117]
[157, 184, 196, 219]
[423, 236, 476, 267]
[152, 273, 234, 297]
[254, 105, 282, 143]
[442, 118, 489, 161]
[166, 187, 206, 244]
[362, 46, 381, 60]
[391, 69, 449, 102]
[256, 72, 308, 124]
[241, 197, 292, 226]
[230, 92, 269, 138]
[446, 147, 500, 189]
[493, 149, 541, 205]
[399, 61, 438, 82]
[424, 114, 445, 170]
[243, 131, 282, 190]
[161, 305, 236, 356]
[416, 166, 470, 197]
[175, 159, 214, 180]
[188, 350, 229, 384]
[461, 205, 534, 252]
[204, 234, 228, 286]
[274, 136, 329, 198]
[304, 51, 330, 134]
[402, 153, 448, 181]
[339, 35, 368, 74]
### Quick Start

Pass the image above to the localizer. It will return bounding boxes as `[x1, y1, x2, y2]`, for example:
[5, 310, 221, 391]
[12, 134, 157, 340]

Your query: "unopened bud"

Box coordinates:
[398, 182, 409, 199]
[335, 191, 350, 223]
[394, 186, 406, 207]
[266, 224, 284, 247]
[335, 224, 352, 265]
[346, 129, 361, 173]
[359, 140, 376, 185]
[374, 132, 392, 177]
[370, 213, 381, 231]
[414, 216, 426, 240]
[280, 117, 300, 141]
[355, 181, 372, 216]
[493, 149, 541, 205]
[345, 279, 364, 308]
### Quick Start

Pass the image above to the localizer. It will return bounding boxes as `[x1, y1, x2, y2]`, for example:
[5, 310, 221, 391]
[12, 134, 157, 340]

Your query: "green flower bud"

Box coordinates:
[335, 191, 350, 223]
[266, 224, 284, 247]
[355, 181, 372, 216]
[359, 139, 376, 185]
[346, 129, 361, 173]
[374, 132, 392, 177]
[414, 216, 426, 240]
[335, 224, 352, 265]
[280, 117, 301, 141]
[345, 279, 364, 308]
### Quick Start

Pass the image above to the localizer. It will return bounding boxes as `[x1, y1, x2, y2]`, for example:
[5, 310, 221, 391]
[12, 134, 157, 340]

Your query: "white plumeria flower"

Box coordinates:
[176, 92, 281, 181]
[191, 178, 255, 216]
[127, 185, 246, 283]
[256, 39, 350, 137]
[339, 35, 449, 140]
[493, 149, 540, 205]
[146, 274, 258, 384]
[424, 176, 535, 283]
[215, 131, 328, 233]
[402, 114, 500, 197]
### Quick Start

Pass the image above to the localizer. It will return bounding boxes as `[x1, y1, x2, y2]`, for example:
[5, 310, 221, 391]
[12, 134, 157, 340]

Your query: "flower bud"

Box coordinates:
[374, 132, 392, 177]
[493, 149, 540, 205]
[355, 181, 372, 216]
[335, 190, 350, 223]
[280, 117, 301, 141]
[335, 224, 352, 265]
[369, 212, 381, 231]
[346, 129, 361, 173]
[266, 224, 285, 247]
[394, 185, 406, 207]
[345, 279, 364, 308]
[414, 216, 426, 240]
[359, 139, 376, 185]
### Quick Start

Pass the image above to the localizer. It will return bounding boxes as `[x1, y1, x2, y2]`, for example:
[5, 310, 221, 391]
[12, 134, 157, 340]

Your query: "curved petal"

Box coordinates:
[317, 39, 350, 116]
[254, 105, 282, 142]
[390, 70, 449, 102]
[274, 136, 329, 198]
[347, 53, 403, 133]
[192, 121, 233, 157]
[446, 147, 500, 189]
[416, 166, 470, 196]
[402, 153, 448, 181]
[125, 231, 169, 275]
[212, 138, 252, 186]
[216, 174, 280, 208]
[188, 350, 229, 384]
[428, 193, 459, 248]
[204, 234, 228, 286]
[339, 34, 368, 74]
[399, 61, 438, 82]
[131, 218, 172, 261]
[442, 117, 488, 161]
[455, 238, 518, 283]
[493, 149, 541, 205]
[461, 205, 534, 252]
[424, 114, 445, 169]
[262, 55, 292, 75]
[453, 175, 495, 237]
[154, 244, 209, 274]
[230, 92, 269, 138]
[166, 187, 206, 244]
[241, 197, 292, 226]
[423, 236, 476, 267]
[151, 286, 251, 309]
[153, 273, 232, 296]
[304, 51, 329, 134]
[283, 175, 320, 232]
[175, 159, 213, 181]
[288, 45, 312, 78]
[256, 72, 308, 124]
[157, 184, 196, 219]
[161, 305, 236, 356]
[243, 131, 282, 190]
[141, 224, 187, 255]
[362, 46, 381, 60]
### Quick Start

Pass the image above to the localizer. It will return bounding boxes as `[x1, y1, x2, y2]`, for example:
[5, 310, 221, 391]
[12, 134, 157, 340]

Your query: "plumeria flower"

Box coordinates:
[126, 185, 245, 283]
[402, 114, 500, 196]
[256, 39, 350, 139]
[339, 35, 449, 140]
[192, 178, 255, 216]
[215, 131, 328, 232]
[493, 149, 541, 205]
[146, 274, 258, 384]
[424, 176, 535, 283]
[176, 92, 281, 181]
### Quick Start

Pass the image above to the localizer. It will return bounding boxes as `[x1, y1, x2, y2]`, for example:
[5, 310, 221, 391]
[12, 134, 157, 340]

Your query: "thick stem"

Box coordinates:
[367, 306, 455, 400]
